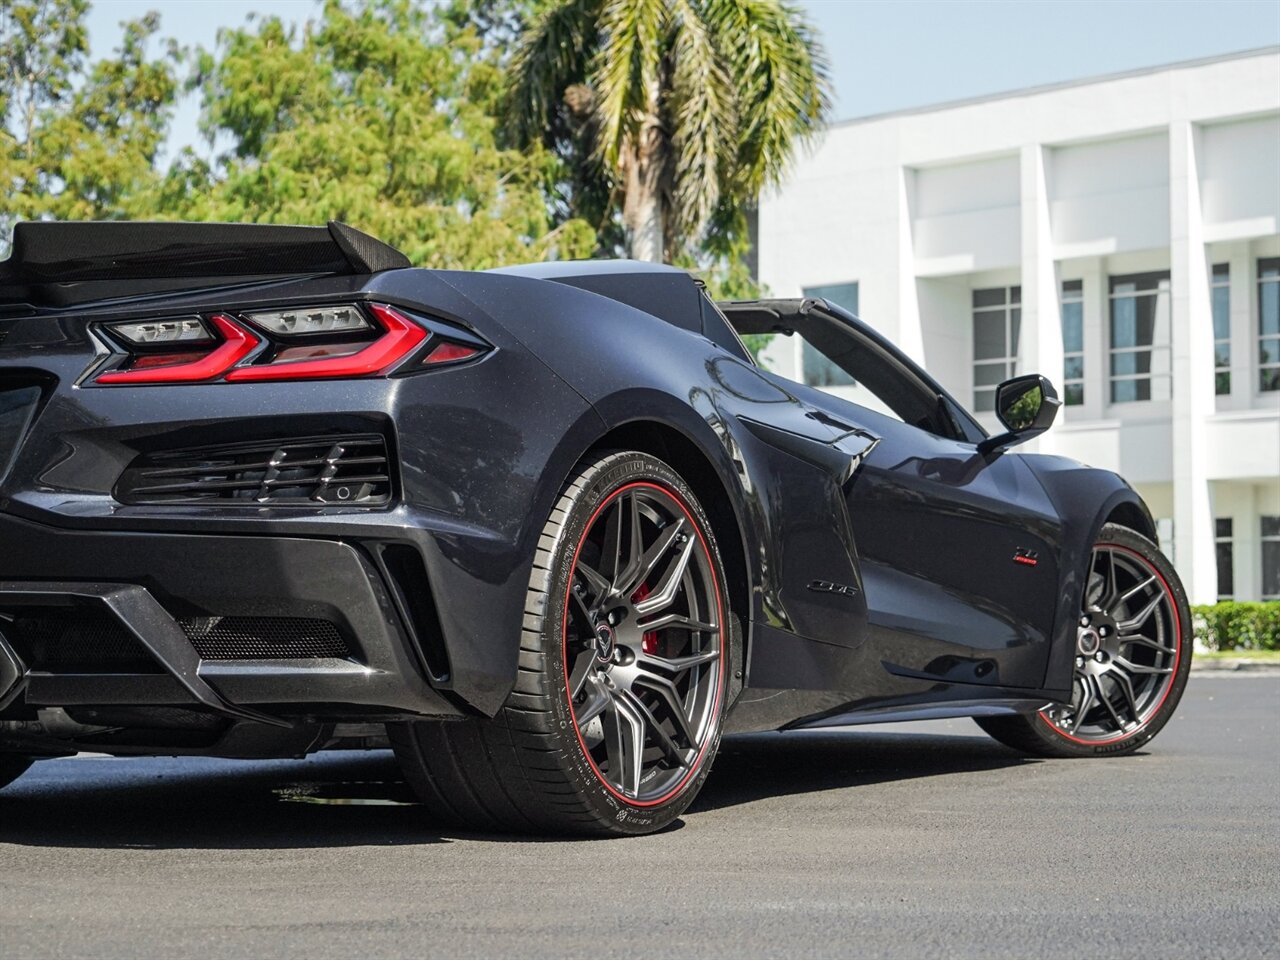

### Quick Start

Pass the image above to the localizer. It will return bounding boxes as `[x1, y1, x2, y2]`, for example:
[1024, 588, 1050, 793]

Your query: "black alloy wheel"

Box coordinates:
[390, 451, 734, 835]
[977, 523, 1192, 758]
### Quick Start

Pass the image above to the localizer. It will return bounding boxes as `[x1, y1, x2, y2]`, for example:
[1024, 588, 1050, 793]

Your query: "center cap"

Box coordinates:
[1078, 628, 1101, 655]
[594, 623, 617, 664]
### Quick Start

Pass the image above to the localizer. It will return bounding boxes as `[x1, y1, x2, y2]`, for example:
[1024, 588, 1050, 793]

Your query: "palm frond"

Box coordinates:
[591, 0, 667, 168]
[704, 0, 831, 195]
[507, 0, 599, 148]
[666, 0, 737, 245]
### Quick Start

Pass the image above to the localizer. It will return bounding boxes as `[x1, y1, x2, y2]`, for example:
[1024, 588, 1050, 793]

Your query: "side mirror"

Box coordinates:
[977, 374, 1061, 455]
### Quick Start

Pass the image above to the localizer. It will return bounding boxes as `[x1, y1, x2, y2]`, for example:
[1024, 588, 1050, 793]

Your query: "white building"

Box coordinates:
[756, 46, 1280, 605]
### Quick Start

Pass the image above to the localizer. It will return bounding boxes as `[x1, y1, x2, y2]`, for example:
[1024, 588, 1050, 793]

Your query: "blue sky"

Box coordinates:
[86, 0, 1280, 159]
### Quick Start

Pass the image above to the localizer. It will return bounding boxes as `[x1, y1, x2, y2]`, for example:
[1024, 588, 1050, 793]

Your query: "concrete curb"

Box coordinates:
[1191, 658, 1280, 674]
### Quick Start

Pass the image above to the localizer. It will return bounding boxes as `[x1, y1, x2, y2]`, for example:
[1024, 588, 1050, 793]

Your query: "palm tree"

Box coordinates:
[509, 0, 830, 263]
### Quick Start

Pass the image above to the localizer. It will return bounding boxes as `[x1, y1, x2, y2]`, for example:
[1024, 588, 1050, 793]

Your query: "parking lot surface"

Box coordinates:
[0, 674, 1275, 959]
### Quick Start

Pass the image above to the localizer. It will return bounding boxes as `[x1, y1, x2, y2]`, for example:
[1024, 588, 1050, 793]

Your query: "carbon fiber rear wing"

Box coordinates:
[0, 220, 410, 312]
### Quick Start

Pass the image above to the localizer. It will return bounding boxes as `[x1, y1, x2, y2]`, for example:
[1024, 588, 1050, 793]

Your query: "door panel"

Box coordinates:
[812, 395, 1064, 690]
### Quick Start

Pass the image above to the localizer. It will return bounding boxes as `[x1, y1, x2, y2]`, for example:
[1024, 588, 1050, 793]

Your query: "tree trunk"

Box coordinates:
[622, 110, 666, 262]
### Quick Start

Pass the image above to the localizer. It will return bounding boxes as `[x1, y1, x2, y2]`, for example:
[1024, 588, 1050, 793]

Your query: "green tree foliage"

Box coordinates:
[175, 0, 594, 268]
[508, 0, 831, 267]
[1, 0, 180, 245]
[2, 0, 830, 284]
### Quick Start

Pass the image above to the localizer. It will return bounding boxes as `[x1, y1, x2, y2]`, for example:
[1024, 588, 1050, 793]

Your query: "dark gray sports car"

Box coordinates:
[0, 221, 1191, 835]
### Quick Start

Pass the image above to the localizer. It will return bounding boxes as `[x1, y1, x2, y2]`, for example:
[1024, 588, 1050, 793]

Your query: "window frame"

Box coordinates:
[1211, 263, 1230, 396]
[1215, 517, 1234, 601]
[971, 285, 1021, 413]
[1263, 515, 1280, 602]
[1259, 258, 1280, 393]
[1108, 271, 1173, 405]
[1061, 279, 1084, 406]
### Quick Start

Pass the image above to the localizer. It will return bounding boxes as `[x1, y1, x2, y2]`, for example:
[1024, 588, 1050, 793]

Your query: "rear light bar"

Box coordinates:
[96, 315, 260, 385]
[92, 303, 487, 385]
[225, 304, 426, 381]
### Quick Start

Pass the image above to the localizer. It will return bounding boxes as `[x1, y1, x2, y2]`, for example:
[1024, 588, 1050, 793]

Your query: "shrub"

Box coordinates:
[1191, 601, 1280, 651]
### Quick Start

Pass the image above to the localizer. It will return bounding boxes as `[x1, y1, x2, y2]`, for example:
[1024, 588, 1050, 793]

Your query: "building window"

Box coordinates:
[972, 286, 1021, 412]
[1260, 258, 1280, 392]
[801, 282, 858, 387]
[1109, 272, 1172, 403]
[1211, 264, 1230, 395]
[1215, 518, 1234, 600]
[1263, 516, 1280, 601]
[1061, 279, 1084, 406]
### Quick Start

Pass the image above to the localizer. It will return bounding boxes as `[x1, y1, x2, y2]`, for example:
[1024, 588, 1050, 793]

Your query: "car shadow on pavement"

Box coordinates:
[691, 728, 1034, 813]
[0, 730, 1032, 849]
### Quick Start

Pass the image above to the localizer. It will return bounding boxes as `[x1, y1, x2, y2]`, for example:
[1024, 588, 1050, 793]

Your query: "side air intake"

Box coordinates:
[116, 435, 391, 506]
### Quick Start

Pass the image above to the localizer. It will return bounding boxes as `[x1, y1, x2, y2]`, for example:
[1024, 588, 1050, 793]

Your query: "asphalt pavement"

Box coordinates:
[0, 674, 1276, 960]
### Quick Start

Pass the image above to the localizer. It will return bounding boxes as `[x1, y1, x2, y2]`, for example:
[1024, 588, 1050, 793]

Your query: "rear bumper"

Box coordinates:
[0, 511, 464, 721]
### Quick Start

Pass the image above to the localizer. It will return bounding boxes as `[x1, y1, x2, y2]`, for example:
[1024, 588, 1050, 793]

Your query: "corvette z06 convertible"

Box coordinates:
[0, 221, 1191, 836]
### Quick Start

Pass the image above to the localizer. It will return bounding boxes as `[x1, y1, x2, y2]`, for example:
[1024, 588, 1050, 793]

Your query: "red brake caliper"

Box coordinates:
[632, 583, 659, 656]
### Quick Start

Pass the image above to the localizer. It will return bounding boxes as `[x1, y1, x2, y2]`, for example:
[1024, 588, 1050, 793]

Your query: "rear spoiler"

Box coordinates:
[0, 220, 411, 311]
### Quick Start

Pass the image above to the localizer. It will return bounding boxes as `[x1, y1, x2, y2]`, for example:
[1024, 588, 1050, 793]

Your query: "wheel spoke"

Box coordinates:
[1119, 633, 1175, 654]
[1117, 592, 1163, 632]
[636, 612, 719, 634]
[1069, 675, 1094, 734]
[599, 496, 640, 593]
[619, 689, 688, 769]
[604, 691, 646, 796]
[568, 585, 595, 630]
[1113, 655, 1173, 676]
[1118, 574, 1157, 605]
[1093, 674, 1128, 731]
[576, 678, 609, 725]
[1111, 668, 1141, 725]
[634, 672, 699, 746]
[575, 560, 610, 604]
[1084, 570, 1106, 610]
[1102, 550, 1120, 609]
[641, 647, 721, 675]
[617, 517, 686, 599]
[633, 534, 696, 615]
[568, 648, 595, 700]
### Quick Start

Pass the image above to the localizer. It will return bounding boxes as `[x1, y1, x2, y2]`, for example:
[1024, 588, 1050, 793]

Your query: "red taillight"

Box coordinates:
[93, 302, 485, 385]
[96, 314, 260, 384]
[423, 342, 483, 365]
[225, 304, 427, 381]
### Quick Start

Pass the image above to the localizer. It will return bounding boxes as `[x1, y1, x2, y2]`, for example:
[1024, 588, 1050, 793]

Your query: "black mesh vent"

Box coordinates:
[116, 435, 391, 506]
[0, 607, 162, 673]
[179, 616, 350, 660]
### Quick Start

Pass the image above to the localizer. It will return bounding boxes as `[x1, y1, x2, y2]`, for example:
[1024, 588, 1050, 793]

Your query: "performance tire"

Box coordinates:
[390, 450, 733, 836]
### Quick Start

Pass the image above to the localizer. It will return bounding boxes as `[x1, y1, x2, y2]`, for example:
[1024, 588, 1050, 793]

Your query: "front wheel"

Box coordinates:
[977, 523, 1192, 758]
[390, 451, 732, 835]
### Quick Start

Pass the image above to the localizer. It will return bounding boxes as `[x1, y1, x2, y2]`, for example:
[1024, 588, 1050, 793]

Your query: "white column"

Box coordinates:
[1017, 143, 1063, 451]
[1227, 242, 1252, 409]
[1236, 483, 1260, 602]
[1080, 257, 1107, 421]
[1169, 120, 1218, 604]
[895, 166, 926, 365]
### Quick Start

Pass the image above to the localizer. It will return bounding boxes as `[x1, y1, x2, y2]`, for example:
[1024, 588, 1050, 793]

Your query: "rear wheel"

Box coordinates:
[390, 451, 732, 835]
[977, 523, 1191, 758]
[0, 755, 32, 791]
